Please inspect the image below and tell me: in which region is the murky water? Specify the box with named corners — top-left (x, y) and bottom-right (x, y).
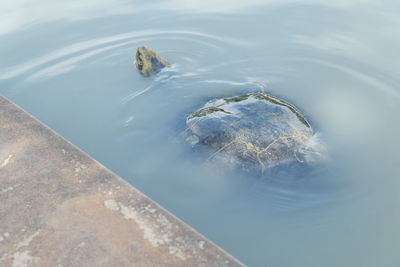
top-left (1, 1), bottom-right (400, 266)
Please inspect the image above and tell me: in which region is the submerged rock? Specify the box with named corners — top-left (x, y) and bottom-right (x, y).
top-left (135, 46), bottom-right (170, 77)
top-left (186, 93), bottom-right (323, 173)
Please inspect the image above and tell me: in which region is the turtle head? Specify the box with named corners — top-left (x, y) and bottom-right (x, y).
top-left (135, 46), bottom-right (170, 77)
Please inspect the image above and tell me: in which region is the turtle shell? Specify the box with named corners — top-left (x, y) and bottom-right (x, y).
top-left (186, 93), bottom-right (316, 172)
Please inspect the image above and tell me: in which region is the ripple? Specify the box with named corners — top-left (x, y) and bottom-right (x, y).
top-left (27, 39), bottom-right (139, 80)
top-left (291, 56), bottom-right (400, 100)
top-left (0, 29), bottom-right (256, 80)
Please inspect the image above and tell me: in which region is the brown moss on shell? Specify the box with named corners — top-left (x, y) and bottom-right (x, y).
top-left (189, 106), bottom-right (232, 119)
top-left (222, 93), bottom-right (311, 128)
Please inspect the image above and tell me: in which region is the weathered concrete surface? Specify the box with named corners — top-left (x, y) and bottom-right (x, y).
top-left (0, 95), bottom-right (244, 267)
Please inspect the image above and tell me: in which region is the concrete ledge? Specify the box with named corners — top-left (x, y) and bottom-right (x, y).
top-left (0, 95), bottom-right (244, 267)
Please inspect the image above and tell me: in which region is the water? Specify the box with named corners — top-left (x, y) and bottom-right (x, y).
top-left (1, 1), bottom-right (400, 266)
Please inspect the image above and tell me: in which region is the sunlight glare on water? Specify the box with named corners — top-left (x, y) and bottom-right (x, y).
top-left (1, 0), bottom-right (400, 266)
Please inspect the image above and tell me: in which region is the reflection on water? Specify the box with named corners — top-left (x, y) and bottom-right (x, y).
top-left (1, 0), bottom-right (400, 266)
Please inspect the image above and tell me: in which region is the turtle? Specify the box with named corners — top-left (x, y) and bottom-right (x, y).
top-left (134, 47), bottom-right (323, 173)
top-left (185, 93), bottom-right (323, 173)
